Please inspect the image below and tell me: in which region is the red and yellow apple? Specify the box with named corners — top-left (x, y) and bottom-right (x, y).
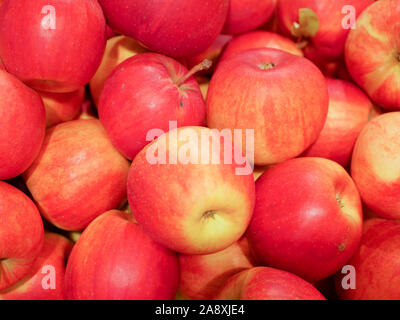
top-left (23, 119), bottom-right (130, 231)
top-left (302, 78), bottom-right (377, 167)
top-left (351, 112), bottom-right (400, 219)
top-left (277, 0), bottom-right (374, 63)
top-left (247, 157), bottom-right (363, 282)
top-left (0, 70), bottom-right (45, 180)
top-left (215, 267), bottom-right (326, 300)
top-left (207, 48), bottom-right (329, 165)
top-left (0, 181), bottom-right (44, 291)
top-left (99, 53), bottom-right (207, 160)
top-left (345, 0), bottom-right (400, 110)
top-left (65, 210), bottom-right (179, 300)
top-left (0, 0), bottom-right (106, 92)
top-left (179, 237), bottom-right (257, 300)
top-left (97, 0), bottom-right (228, 58)
top-left (0, 233), bottom-right (72, 300)
top-left (127, 126), bottom-right (255, 254)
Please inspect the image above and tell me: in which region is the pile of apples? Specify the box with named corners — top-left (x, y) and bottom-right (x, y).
top-left (0, 0), bottom-right (399, 300)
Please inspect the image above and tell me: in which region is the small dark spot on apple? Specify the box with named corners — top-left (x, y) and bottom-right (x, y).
top-left (338, 243), bottom-right (346, 252)
top-left (258, 62), bottom-right (275, 70)
top-left (179, 101), bottom-right (184, 107)
top-left (396, 51), bottom-right (400, 62)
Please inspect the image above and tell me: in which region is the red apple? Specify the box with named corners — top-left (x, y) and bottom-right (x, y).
top-left (336, 218), bottom-right (400, 300)
top-left (247, 157), bottom-right (363, 282)
top-left (97, 0), bottom-right (228, 58)
top-left (23, 119), bottom-right (130, 231)
top-left (302, 78), bottom-right (377, 167)
top-left (351, 112), bottom-right (400, 219)
top-left (127, 126), bottom-right (255, 255)
top-left (223, 0), bottom-right (276, 35)
top-left (277, 0), bottom-right (374, 63)
top-left (220, 31), bottom-right (304, 63)
top-left (184, 34), bottom-right (233, 76)
top-left (0, 0), bottom-right (106, 92)
top-left (207, 48), bottom-right (329, 166)
top-left (0, 181), bottom-right (44, 291)
top-left (0, 70), bottom-right (45, 180)
top-left (38, 87), bottom-right (85, 128)
top-left (65, 210), bottom-right (179, 300)
top-left (179, 237), bottom-right (257, 300)
top-left (99, 53), bottom-right (207, 160)
top-left (345, 0), bottom-right (400, 110)
top-left (90, 35), bottom-right (147, 107)
top-left (0, 233), bottom-right (72, 300)
top-left (215, 267), bottom-right (326, 300)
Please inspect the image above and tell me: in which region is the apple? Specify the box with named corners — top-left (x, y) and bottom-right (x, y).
top-left (184, 34), bottom-right (233, 76)
top-left (223, 0), bottom-right (276, 35)
top-left (65, 210), bottom-right (179, 300)
top-left (90, 35), bottom-right (147, 107)
top-left (179, 237), bottom-right (257, 300)
top-left (0, 233), bottom-right (72, 300)
top-left (99, 53), bottom-right (208, 160)
top-left (351, 112), bottom-right (400, 219)
top-left (247, 157), bottom-right (363, 282)
top-left (23, 119), bottom-right (130, 231)
top-left (97, 0), bottom-right (228, 58)
top-left (0, 70), bottom-right (45, 180)
top-left (0, 181), bottom-right (44, 291)
top-left (302, 78), bottom-right (378, 167)
top-left (38, 87), bottom-right (85, 128)
top-left (0, 0), bottom-right (106, 93)
top-left (215, 267), bottom-right (326, 300)
top-left (336, 218), bottom-right (400, 300)
top-left (207, 48), bottom-right (329, 166)
top-left (127, 126), bottom-right (255, 254)
top-left (220, 31), bottom-right (303, 63)
top-left (345, 0), bottom-right (400, 110)
top-left (277, 0), bottom-right (374, 63)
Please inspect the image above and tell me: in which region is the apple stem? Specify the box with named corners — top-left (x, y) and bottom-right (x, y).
top-left (175, 59), bottom-right (212, 87)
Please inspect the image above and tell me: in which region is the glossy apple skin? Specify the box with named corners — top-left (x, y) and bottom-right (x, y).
top-left (220, 31), bottom-right (303, 63)
top-left (0, 181), bottom-right (44, 291)
top-left (65, 210), bottom-right (179, 300)
top-left (345, 0), bottom-right (400, 110)
top-left (127, 126), bottom-right (255, 255)
top-left (207, 48), bottom-right (328, 166)
top-left (38, 87), bottom-right (85, 128)
top-left (99, 53), bottom-right (206, 161)
top-left (23, 119), bottom-right (130, 231)
top-left (277, 0), bottom-right (374, 63)
top-left (216, 267), bottom-right (326, 300)
top-left (302, 78), bottom-right (376, 167)
top-left (97, 0), bottom-right (228, 58)
top-left (247, 157), bottom-right (363, 282)
top-left (223, 0), bottom-right (276, 35)
top-left (0, 70), bottom-right (46, 180)
top-left (335, 218), bottom-right (400, 300)
top-left (179, 237), bottom-right (257, 300)
top-left (0, 0), bottom-right (106, 93)
top-left (90, 35), bottom-right (147, 107)
top-left (0, 233), bottom-right (72, 300)
top-left (351, 112), bottom-right (400, 219)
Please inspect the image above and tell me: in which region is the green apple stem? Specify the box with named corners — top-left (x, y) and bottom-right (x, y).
top-left (175, 59), bottom-right (212, 87)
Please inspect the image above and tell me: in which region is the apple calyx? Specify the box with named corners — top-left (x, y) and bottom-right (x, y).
top-left (338, 243), bottom-right (346, 252)
top-left (175, 59), bottom-right (212, 87)
top-left (291, 8), bottom-right (320, 40)
top-left (395, 51), bottom-right (400, 62)
top-left (202, 210), bottom-right (217, 220)
top-left (258, 62), bottom-right (275, 70)
top-left (336, 194), bottom-right (344, 209)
